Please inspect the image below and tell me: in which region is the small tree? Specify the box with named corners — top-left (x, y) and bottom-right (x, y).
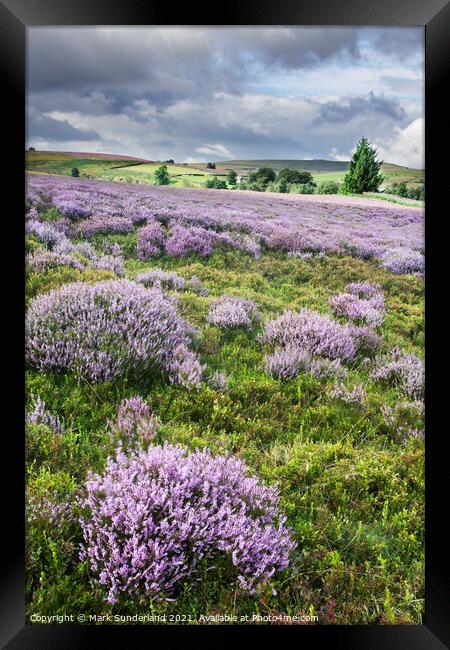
top-left (205, 177), bottom-right (227, 189)
top-left (207, 162), bottom-right (216, 169)
top-left (28, 147), bottom-right (36, 152)
top-left (343, 138), bottom-right (384, 194)
top-left (154, 165), bottom-right (170, 185)
top-left (227, 170), bottom-right (238, 185)
top-left (248, 167), bottom-right (276, 189)
top-left (317, 180), bottom-right (339, 195)
top-left (277, 168), bottom-right (314, 185)
top-left (164, 159), bottom-right (175, 164)
top-left (71, 167), bottom-right (80, 177)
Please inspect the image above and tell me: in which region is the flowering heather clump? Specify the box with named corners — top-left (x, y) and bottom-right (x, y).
top-left (380, 247), bottom-right (424, 275)
top-left (261, 309), bottom-right (356, 361)
top-left (265, 346), bottom-right (346, 381)
top-left (348, 325), bottom-right (382, 355)
top-left (345, 281), bottom-right (382, 299)
top-left (77, 216), bottom-right (133, 239)
top-left (208, 370), bottom-right (230, 390)
top-left (165, 225), bottom-right (215, 257)
top-left (329, 290), bottom-right (385, 327)
top-left (26, 394), bottom-right (63, 434)
top-left (26, 280), bottom-right (201, 387)
top-left (25, 220), bottom-right (66, 248)
top-left (136, 268), bottom-right (185, 291)
top-left (110, 396), bottom-right (158, 450)
top-left (78, 443), bottom-right (295, 604)
top-left (26, 250), bottom-right (86, 273)
top-left (331, 382), bottom-right (367, 405)
top-left (136, 221), bottom-right (166, 260)
top-left (370, 348), bottom-right (424, 398)
top-left (166, 344), bottom-right (205, 389)
top-left (189, 275), bottom-right (209, 296)
top-left (27, 491), bottom-right (74, 533)
top-left (207, 296), bottom-right (261, 330)
top-left (89, 254), bottom-right (125, 276)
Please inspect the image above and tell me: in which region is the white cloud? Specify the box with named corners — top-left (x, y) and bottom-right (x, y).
top-left (194, 143), bottom-right (233, 158)
top-left (373, 118), bottom-right (424, 169)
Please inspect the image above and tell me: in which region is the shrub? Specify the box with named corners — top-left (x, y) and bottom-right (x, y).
top-left (207, 295), bottom-right (260, 330)
top-left (136, 268), bottom-right (185, 291)
top-left (265, 346), bottom-right (346, 381)
top-left (78, 443), bottom-right (294, 604)
top-left (380, 247), bottom-right (424, 275)
top-left (26, 250), bottom-right (85, 274)
top-left (261, 309), bottom-right (356, 361)
top-left (370, 348), bottom-right (424, 399)
top-left (26, 279), bottom-right (201, 387)
top-left (329, 290), bottom-right (385, 327)
top-left (205, 177), bottom-right (228, 189)
top-left (26, 394), bottom-right (63, 434)
top-left (77, 217), bottom-right (133, 239)
top-left (71, 167), bottom-right (80, 177)
top-left (317, 180), bottom-right (339, 195)
top-left (154, 165), bottom-right (170, 185)
top-left (109, 396), bottom-right (158, 450)
top-left (136, 221), bottom-right (166, 260)
top-left (25, 220), bottom-right (66, 248)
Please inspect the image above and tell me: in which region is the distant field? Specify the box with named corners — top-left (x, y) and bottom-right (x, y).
top-left (26, 151), bottom-right (215, 188)
top-left (26, 151), bottom-right (424, 193)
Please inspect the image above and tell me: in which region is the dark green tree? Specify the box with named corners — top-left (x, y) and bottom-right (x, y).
top-left (154, 164), bottom-right (170, 185)
top-left (205, 177), bottom-right (227, 189)
top-left (207, 162), bottom-right (216, 169)
top-left (71, 167), bottom-right (80, 177)
top-left (343, 138), bottom-right (384, 193)
top-left (248, 167), bottom-right (276, 188)
top-left (277, 168), bottom-right (314, 185)
top-left (227, 170), bottom-right (238, 185)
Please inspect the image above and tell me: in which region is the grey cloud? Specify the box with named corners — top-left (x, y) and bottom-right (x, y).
top-left (27, 109), bottom-right (100, 142)
top-left (313, 93), bottom-right (407, 126)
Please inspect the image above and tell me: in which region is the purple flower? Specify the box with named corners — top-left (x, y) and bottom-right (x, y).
top-left (370, 347), bottom-right (424, 398)
top-left (26, 394), bottom-right (64, 434)
top-left (207, 296), bottom-right (260, 330)
top-left (109, 396), bottom-right (158, 449)
top-left (78, 443), bottom-right (295, 604)
top-left (26, 279), bottom-right (202, 387)
top-left (136, 268), bottom-right (185, 291)
top-left (136, 221), bottom-right (166, 260)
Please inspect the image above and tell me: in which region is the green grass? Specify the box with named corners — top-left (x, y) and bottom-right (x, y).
top-left (26, 151), bottom-right (424, 193)
top-left (26, 151), bottom-right (215, 188)
top-left (26, 238), bottom-right (424, 625)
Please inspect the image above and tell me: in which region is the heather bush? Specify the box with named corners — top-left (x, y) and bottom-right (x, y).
top-left (77, 216), bottom-right (133, 239)
top-left (26, 394), bottom-right (64, 434)
top-left (26, 280), bottom-right (201, 387)
top-left (265, 346), bottom-right (347, 381)
top-left (136, 268), bottom-right (185, 291)
top-left (26, 250), bottom-right (86, 273)
top-left (261, 309), bottom-right (356, 361)
top-left (25, 220), bottom-right (66, 248)
top-left (207, 296), bottom-right (261, 330)
top-left (189, 275), bottom-right (209, 296)
top-left (380, 248), bottom-right (424, 275)
top-left (109, 396), bottom-right (158, 450)
top-left (370, 348), bottom-right (424, 398)
top-left (329, 289), bottom-right (385, 327)
top-left (78, 443), bottom-right (294, 604)
top-left (136, 221), bottom-right (166, 260)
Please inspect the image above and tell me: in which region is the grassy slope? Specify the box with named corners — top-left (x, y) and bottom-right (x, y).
top-left (26, 222), bottom-right (424, 623)
top-left (26, 151), bottom-right (215, 188)
top-left (26, 151), bottom-right (425, 192)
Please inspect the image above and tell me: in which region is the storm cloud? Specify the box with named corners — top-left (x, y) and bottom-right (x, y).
top-left (27, 27), bottom-right (424, 168)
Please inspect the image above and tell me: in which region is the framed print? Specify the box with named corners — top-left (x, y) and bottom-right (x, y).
top-left (1, 0), bottom-right (449, 647)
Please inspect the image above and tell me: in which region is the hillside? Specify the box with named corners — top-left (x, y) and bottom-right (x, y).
top-left (25, 151), bottom-right (424, 190)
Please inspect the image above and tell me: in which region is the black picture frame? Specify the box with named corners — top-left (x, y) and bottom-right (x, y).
top-left (1, 1), bottom-right (448, 647)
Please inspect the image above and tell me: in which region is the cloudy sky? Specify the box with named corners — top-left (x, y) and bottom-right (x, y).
top-left (27, 27), bottom-right (424, 168)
